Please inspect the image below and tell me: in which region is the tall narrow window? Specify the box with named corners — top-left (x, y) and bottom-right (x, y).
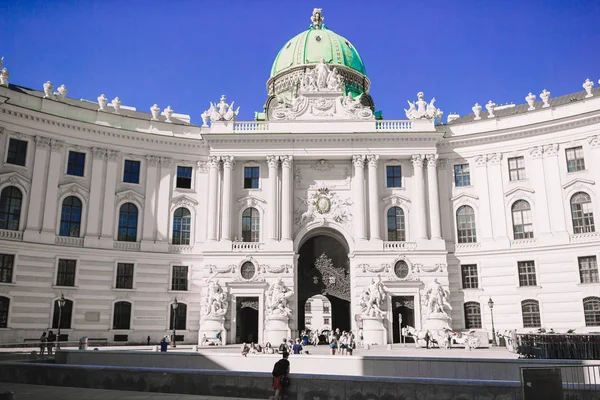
top-left (386, 165), bottom-right (402, 188)
top-left (456, 205), bottom-right (477, 243)
top-left (0, 254), bottom-right (15, 284)
top-left (118, 203), bottom-right (138, 242)
top-left (115, 263), bottom-right (134, 289)
top-left (566, 146), bottom-right (585, 172)
top-left (52, 298), bottom-right (73, 329)
top-left (6, 138), bottom-right (28, 166)
top-left (56, 259), bottom-right (76, 287)
top-left (521, 300), bottom-right (541, 328)
top-left (169, 302), bottom-right (187, 330)
top-left (242, 207), bottom-right (260, 242)
top-left (176, 166), bottom-right (192, 189)
top-left (171, 265), bottom-right (188, 291)
top-left (0, 297), bottom-right (9, 328)
top-left (305, 301), bottom-right (312, 313)
top-left (123, 160), bottom-right (140, 184)
top-left (578, 256), bottom-right (599, 284)
top-left (112, 301), bottom-right (132, 330)
top-left (59, 196), bottom-right (82, 237)
top-left (454, 164), bottom-right (471, 187)
top-left (518, 261), bottom-right (537, 287)
top-left (461, 264), bottom-right (479, 289)
top-left (570, 192), bottom-right (595, 234)
top-left (583, 297), bottom-right (600, 327)
top-left (67, 151), bottom-right (86, 177)
top-left (464, 302), bottom-right (482, 329)
top-left (387, 207), bottom-right (406, 241)
top-left (512, 200), bottom-right (534, 239)
top-left (172, 207), bottom-right (191, 245)
top-left (244, 167), bottom-right (260, 189)
top-left (0, 186), bottom-right (22, 231)
top-left (508, 156), bottom-right (526, 181)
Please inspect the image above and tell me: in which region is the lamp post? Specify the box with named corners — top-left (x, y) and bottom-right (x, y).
top-left (57, 294), bottom-right (66, 349)
top-left (171, 298), bottom-right (178, 348)
top-left (488, 297), bottom-right (497, 347)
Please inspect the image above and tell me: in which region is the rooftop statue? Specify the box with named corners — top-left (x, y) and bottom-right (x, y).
top-left (310, 8), bottom-right (324, 29)
top-left (43, 81), bottom-right (54, 99)
top-left (203, 95), bottom-right (239, 125)
top-left (97, 94), bottom-right (108, 111)
top-left (405, 92), bottom-right (443, 121)
top-left (300, 59), bottom-right (342, 92)
top-left (0, 68), bottom-right (8, 87)
top-left (55, 84), bottom-right (68, 100)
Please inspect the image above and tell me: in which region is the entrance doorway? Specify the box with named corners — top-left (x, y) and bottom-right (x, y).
top-left (235, 296), bottom-right (259, 344)
top-left (392, 296), bottom-right (415, 343)
top-left (298, 234), bottom-right (351, 333)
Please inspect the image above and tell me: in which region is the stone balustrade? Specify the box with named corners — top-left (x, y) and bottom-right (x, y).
top-left (570, 232), bottom-right (600, 243)
top-left (455, 242), bottom-right (481, 252)
top-left (510, 238), bottom-right (538, 248)
top-left (383, 241), bottom-right (417, 251)
top-left (232, 241), bottom-right (263, 251)
top-left (55, 236), bottom-right (84, 247)
top-left (0, 229), bottom-right (23, 241)
top-left (113, 241), bottom-right (141, 251)
top-left (375, 120), bottom-right (412, 131)
top-left (168, 245), bottom-right (194, 253)
top-left (233, 121), bottom-right (269, 132)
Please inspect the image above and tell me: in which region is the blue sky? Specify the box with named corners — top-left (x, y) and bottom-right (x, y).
top-left (1, 0), bottom-right (599, 122)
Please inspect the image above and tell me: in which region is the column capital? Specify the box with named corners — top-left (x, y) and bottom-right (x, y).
top-left (487, 152), bottom-right (502, 165)
top-left (50, 139), bottom-right (65, 151)
top-left (543, 143), bottom-right (559, 157)
top-left (366, 154), bottom-right (379, 167)
top-left (410, 154), bottom-right (424, 168)
top-left (222, 155), bottom-right (235, 168)
top-left (207, 156), bottom-right (220, 169)
top-left (529, 146), bottom-right (543, 159)
top-left (474, 154), bottom-right (487, 167)
top-left (159, 156), bottom-right (172, 166)
top-left (106, 149), bottom-right (121, 161)
top-left (426, 154), bottom-right (438, 167)
top-left (589, 135), bottom-right (600, 149)
top-left (266, 155), bottom-right (279, 168)
top-left (352, 155), bottom-right (365, 168)
top-left (145, 155), bottom-right (160, 166)
top-left (35, 136), bottom-right (51, 148)
top-left (280, 155), bottom-right (293, 168)
top-left (92, 147), bottom-right (106, 159)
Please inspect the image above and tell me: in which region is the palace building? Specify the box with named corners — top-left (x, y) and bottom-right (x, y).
top-left (0, 9), bottom-right (599, 345)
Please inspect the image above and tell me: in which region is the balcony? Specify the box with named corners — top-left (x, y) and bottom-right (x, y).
top-left (55, 236), bottom-right (84, 247)
top-left (0, 229), bottom-right (23, 241)
top-left (375, 120), bottom-right (412, 131)
top-left (570, 232), bottom-right (600, 243)
top-left (232, 241), bottom-right (263, 251)
top-left (113, 241), bottom-right (141, 251)
top-left (383, 241), bottom-right (417, 251)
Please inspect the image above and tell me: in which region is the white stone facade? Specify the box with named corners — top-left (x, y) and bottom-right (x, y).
top-left (0, 48), bottom-right (599, 345)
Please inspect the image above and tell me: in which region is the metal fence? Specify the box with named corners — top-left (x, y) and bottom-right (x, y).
top-left (517, 334), bottom-right (600, 360)
top-left (521, 365), bottom-right (600, 400)
top-left (560, 365), bottom-right (600, 393)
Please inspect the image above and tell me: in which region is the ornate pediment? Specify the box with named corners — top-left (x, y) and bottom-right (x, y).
top-left (294, 183), bottom-right (352, 228)
top-left (562, 178), bottom-right (595, 191)
top-left (171, 194), bottom-right (198, 212)
top-left (58, 182), bottom-right (89, 200)
top-left (237, 195), bottom-right (267, 211)
top-left (115, 189), bottom-right (144, 205)
top-left (382, 194), bottom-right (412, 208)
top-left (504, 187), bottom-right (535, 197)
top-left (450, 192), bottom-right (479, 202)
top-left (0, 172), bottom-right (30, 194)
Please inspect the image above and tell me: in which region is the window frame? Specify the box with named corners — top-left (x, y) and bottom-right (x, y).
top-left (5, 138), bottom-right (28, 167)
top-left (241, 207), bottom-right (261, 242)
top-left (170, 265), bottom-right (189, 292)
top-left (243, 166), bottom-right (260, 189)
top-left (456, 205), bottom-right (477, 244)
top-left (565, 146), bottom-right (586, 173)
top-left (511, 200), bottom-right (534, 240)
top-left (521, 299), bottom-right (542, 328)
top-left (117, 202), bottom-right (139, 242)
top-left (51, 296), bottom-right (74, 330)
top-left (386, 206), bottom-right (406, 242)
top-left (517, 260), bottom-right (538, 287)
top-left (66, 150), bottom-right (87, 177)
top-left (176, 165), bottom-right (193, 190)
top-left (169, 301), bottom-right (187, 330)
top-left (0, 296), bottom-right (10, 328)
top-left (578, 256), bottom-right (599, 284)
top-left (453, 163), bottom-right (471, 187)
top-left (507, 156), bottom-right (527, 181)
top-left (583, 297), bottom-right (600, 327)
top-left (55, 258), bottom-right (77, 287)
top-left (464, 301), bottom-right (482, 329)
top-left (460, 264), bottom-right (479, 289)
top-left (115, 262), bottom-right (135, 290)
top-left (0, 253), bottom-right (16, 284)
top-left (112, 301), bottom-right (132, 330)
top-left (0, 185), bottom-right (23, 231)
top-left (122, 159), bottom-right (141, 185)
top-left (59, 195), bottom-right (83, 238)
top-left (570, 192), bottom-right (595, 234)
top-left (385, 165), bottom-right (402, 188)
top-left (171, 207), bottom-right (192, 245)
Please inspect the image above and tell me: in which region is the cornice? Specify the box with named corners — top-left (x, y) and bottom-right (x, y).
top-left (204, 134), bottom-right (442, 145)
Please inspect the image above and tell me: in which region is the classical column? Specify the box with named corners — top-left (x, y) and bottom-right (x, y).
top-left (411, 154), bottom-right (427, 239)
top-left (142, 155), bottom-right (159, 242)
top-left (542, 144), bottom-right (567, 233)
top-left (352, 155), bottom-right (366, 240)
top-left (473, 155), bottom-right (493, 239)
top-left (366, 155), bottom-right (380, 240)
top-left (281, 155), bottom-right (293, 241)
top-left (41, 139), bottom-right (64, 234)
top-left (221, 156), bottom-right (235, 241)
top-left (487, 153), bottom-right (508, 240)
top-left (100, 150), bottom-right (120, 239)
top-left (155, 157), bottom-right (172, 242)
top-left (25, 136), bottom-right (50, 233)
top-left (267, 155), bottom-right (279, 241)
top-left (85, 147), bottom-right (106, 237)
top-left (426, 154), bottom-right (442, 239)
top-left (527, 147), bottom-right (551, 235)
top-left (206, 156), bottom-right (220, 241)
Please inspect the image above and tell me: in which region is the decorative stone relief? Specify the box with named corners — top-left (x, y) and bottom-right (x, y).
top-left (0, 172), bottom-right (30, 194)
top-left (59, 182), bottom-right (89, 200)
top-left (207, 264), bottom-right (236, 281)
top-left (422, 279), bottom-right (452, 317)
top-left (589, 135), bottom-right (600, 148)
top-left (384, 259), bottom-right (419, 282)
top-left (357, 276), bottom-right (387, 318)
top-left (543, 143), bottom-right (559, 157)
top-left (106, 149), bottom-right (120, 161)
top-left (237, 196), bottom-right (266, 212)
top-left (160, 157), bottom-right (172, 166)
top-left (295, 182), bottom-right (352, 227)
top-left (357, 263), bottom-right (388, 274)
top-left (265, 264), bottom-right (291, 274)
top-left (529, 146), bottom-right (543, 158)
top-left (265, 277), bottom-right (294, 318)
top-left (310, 159), bottom-right (334, 172)
top-left (50, 139), bottom-right (64, 151)
top-left (419, 263), bottom-right (446, 273)
top-left (204, 280), bottom-right (228, 318)
top-left (405, 92), bottom-right (443, 121)
top-left (410, 154), bottom-right (424, 168)
top-left (145, 155), bottom-right (160, 166)
top-left (92, 147), bottom-right (106, 159)
top-left (203, 95), bottom-right (239, 125)
top-left (35, 136), bottom-right (51, 148)
top-left (170, 195), bottom-right (198, 212)
top-left (300, 59), bottom-right (342, 92)
top-left (540, 89), bottom-right (551, 108)
top-left (115, 189), bottom-right (144, 205)
top-left (487, 152), bottom-right (502, 165)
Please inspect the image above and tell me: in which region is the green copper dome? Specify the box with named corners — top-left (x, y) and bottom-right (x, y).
top-left (270, 25), bottom-right (366, 78)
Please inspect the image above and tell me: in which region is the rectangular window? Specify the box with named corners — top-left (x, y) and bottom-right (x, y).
top-left (579, 256), bottom-right (599, 284)
top-left (566, 146), bottom-right (585, 172)
top-left (306, 317), bottom-right (312, 325)
top-left (323, 305), bottom-right (330, 313)
top-left (116, 263), bottom-right (134, 289)
top-left (0, 254), bottom-right (15, 283)
top-left (508, 156), bottom-right (526, 181)
top-left (518, 261), bottom-right (537, 287)
top-left (123, 160), bottom-right (140, 184)
top-left (6, 138), bottom-right (28, 166)
top-left (323, 317), bottom-right (330, 325)
top-left (56, 259), bottom-right (76, 287)
top-left (171, 265), bottom-right (189, 291)
top-left (454, 164), bottom-right (471, 187)
top-left (305, 302), bottom-right (311, 312)
top-left (176, 166), bottom-right (192, 189)
top-left (244, 167), bottom-right (260, 189)
top-left (386, 165), bottom-right (402, 188)
top-left (461, 264), bottom-right (479, 289)
top-left (67, 151), bottom-right (86, 176)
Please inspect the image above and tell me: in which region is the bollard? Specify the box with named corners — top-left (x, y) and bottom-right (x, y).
top-left (0, 390), bottom-right (15, 400)
top-left (153, 345), bottom-right (159, 352)
top-left (364, 343), bottom-right (370, 350)
top-left (387, 344), bottom-right (392, 351)
top-left (192, 345), bottom-right (198, 352)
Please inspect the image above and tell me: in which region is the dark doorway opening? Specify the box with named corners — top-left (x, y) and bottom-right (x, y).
top-left (236, 296), bottom-right (259, 344)
top-left (298, 234), bottom-right (351, 333)
top-left (392, 296), bottom-right (415, 343)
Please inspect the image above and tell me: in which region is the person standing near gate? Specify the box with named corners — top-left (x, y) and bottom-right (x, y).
top-left (271, 352), bottom-right (290, 400)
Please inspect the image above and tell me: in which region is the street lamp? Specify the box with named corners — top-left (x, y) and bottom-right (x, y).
top-left (488, 297), bottom-right (497, 347)
top-left (57, 294), bottom-right (66, 349)
top-left (171, 298), bottom-right (179, 348)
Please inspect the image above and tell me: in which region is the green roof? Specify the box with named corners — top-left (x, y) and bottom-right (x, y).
top-left (270, 25), bottom-right (366, 78)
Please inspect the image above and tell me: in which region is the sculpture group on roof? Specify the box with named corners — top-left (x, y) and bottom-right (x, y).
top-left (301, 59), bottom-right (342, 92)
top-left (201, 95), bottom-right (239, 126)
top-left (404, 92), bottom-right (443, 121)
top-left (0, 57), bottom-right (9, 87)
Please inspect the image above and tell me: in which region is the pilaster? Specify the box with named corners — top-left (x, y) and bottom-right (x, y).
top-left (140, 155), bottom-right (159, 251)
top-left (155, 157), bottom-right (172, 245)
top-left (528, 147), bottom-right (552, 238)
top-left (426, 154), bottom-right (443, 241)
top-left (367, 155), bottom-right (381, 240)
top-left (206, 156), bottom-right (220, 241)
top-left (221, 156), bottom-right (235, 241)
top-left (411, 154), bottom-right (427, 240)
top-left (473, 154), bottom-right (493, 242)
top-left (23, 136), bottom-right (50, 241)
top-left (281, 155), bottom-right (293, 242)
top-left (543, 144), bottom-right (568, 237)
top-left (39, 139), bottom-right (64, 243)
top-left (352, 155), bottom-right (366, 241)
top-left (83, 147), bottom-right (106, 247)
top-left (99, 150), bottom-right (120, 247)
top-left (267, 155), bottom-right (279, 241)
top-left (486, 153), bottom-right (509, 246)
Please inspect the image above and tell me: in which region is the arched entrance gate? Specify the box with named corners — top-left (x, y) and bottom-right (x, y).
top-left (297, 233), bottom-right (351, 333)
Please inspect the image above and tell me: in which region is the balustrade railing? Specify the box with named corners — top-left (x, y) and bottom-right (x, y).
top-left (55, 236), bottom-right (84, 247)
top-left (0, 229), bottom-right (23, 241)
top-left (375, 120), bottom-right (412, 131)
top-left (113, 241), bottom-right (141, 251)
top-left (232, 241), bottom-right (263, 251)
top-left (455, 242), bottom-right (481, 251)
top-left (168, 244), bottom-right (194, 253)
top-left (510, 238), bottom-right (537, 248)
top-left (233, 121), bottom-right (269, 132)
top-left (383, 241), bottom-right (417, 251)
top-left (570, 232), bottom-right (600, 243)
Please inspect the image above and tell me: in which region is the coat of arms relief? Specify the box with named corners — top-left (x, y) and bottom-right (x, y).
top-left (294, 181), bottom-right (353, 229)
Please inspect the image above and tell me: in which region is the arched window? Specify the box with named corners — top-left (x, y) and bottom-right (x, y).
top-left (113, 301), bottom-right (132, 330)
top-left (464, 302), bottom-right (481, 329)
top-left (52, 298), bottom-right (73, 329)
top-left (59, 196), bottom-right (82, 237)
top-left (242, 207), bottom-right (260, 242)
top-left (169, 302), bottom-right (187, 330)
top-left (583, 297), bottom-right (600, 327)
top-left (456, 205), bottom-right (477, 243)
top-left (512, 200), bottom-right (534, 239)
top-left (172, 207), bottom-right (191, 245)
top-left (118, 203), bottom-right (138, 242)
top-left (571, 192), bottom-right (595, 234)
top-left (0, 296), bottom-right (9, 328)
top-left (387, 207), bottom-right (406, 241)
top-left (0, 186), bottom-right (22, 231)
top-left (521, 300), bottom-right (541, 328)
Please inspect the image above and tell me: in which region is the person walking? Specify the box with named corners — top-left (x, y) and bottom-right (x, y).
top-left (39, 332), bottom-right (47, 356)
top-left (46, 330), bottom-right (56, 356)
top-left (292, 338), bottom-right (303, 355)
top-left (278, 338), bottom-right (288, 354)
top-left (271, 352), bottom-right (290, 400)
